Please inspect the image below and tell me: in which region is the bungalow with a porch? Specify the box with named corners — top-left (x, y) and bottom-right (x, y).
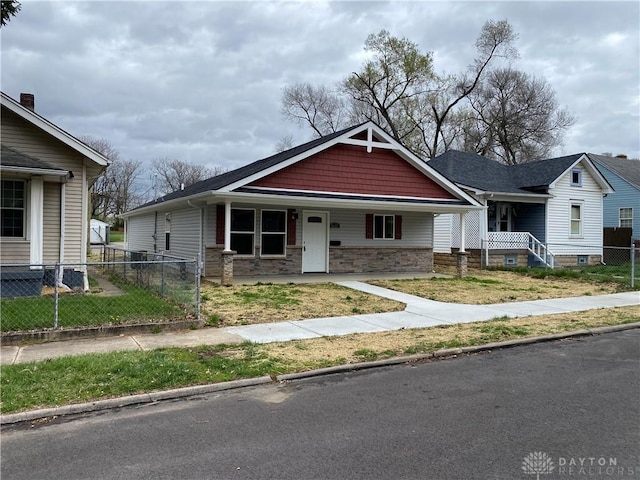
top-left (122, 122), bottom-right (483, 283)
top-left (429, 150), bottom-right (613, 269)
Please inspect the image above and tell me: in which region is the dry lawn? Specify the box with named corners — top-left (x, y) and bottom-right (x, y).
top-left (200, 282), bottom-right (403, 327)
top-left (200, 270), bottom-right (628, 327)
top-left (370, 270), bottom-right (622, 304)
top-left (262, 305), bottom-right (640, 366)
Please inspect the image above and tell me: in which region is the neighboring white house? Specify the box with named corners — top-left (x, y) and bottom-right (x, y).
top-left (429, 151), bottom-right (613, 268)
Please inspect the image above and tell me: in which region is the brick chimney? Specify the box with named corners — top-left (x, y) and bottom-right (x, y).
top-left (615, 154), bottom-right (628, 159)
top-left (20, 93), bottom-right (35, 111)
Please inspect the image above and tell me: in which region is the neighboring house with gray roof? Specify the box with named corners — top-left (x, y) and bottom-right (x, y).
top-left (428, 150), bottom-right (613, 268)
top-left (590, 154), bottom-right (640, 243)
top-left (122, 122), bottom-right (482, 283)
top-left (1, 92), bottom-right (109, 296)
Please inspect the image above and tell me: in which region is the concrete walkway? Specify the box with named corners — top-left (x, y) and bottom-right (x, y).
top-left (1, 283), bottom-right (638, 365)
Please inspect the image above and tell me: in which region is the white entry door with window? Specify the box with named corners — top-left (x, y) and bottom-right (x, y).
top-left (302, 211), bottom-right (328, 273)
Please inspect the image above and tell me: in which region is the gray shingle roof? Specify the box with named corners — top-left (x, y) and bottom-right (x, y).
top-left (428, 150), bottom-right (585, 194)
top-left (589, 154), bottom-right (640, 189)
top-left (1, 144), bottom-right (66, 171)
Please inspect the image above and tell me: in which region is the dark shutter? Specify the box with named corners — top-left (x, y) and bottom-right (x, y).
top-left (287, 209), bottom-right (297, 246)
top-left (216, 204), bottom-right (225, 245)
top-left (395, 215), bottom-right (402, 240)
top-left (365, 214), bottom-right (373, 239)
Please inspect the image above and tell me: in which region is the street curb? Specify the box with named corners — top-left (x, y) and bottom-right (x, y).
top-left (2, 322), bottom-right (639, 426)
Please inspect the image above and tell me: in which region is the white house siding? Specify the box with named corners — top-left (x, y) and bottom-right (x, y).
top-left (165, 207), bottom-right (201, 260)
top-left (546, 164), bottom-right (604, 256)
top-left (1, 108), bottom-right (103, 264)
top-left (325, 209), bottom-right (433, 247)
top-left (42, 182), bottom-right (61, 262)
top-left (126, 214), bottom-right (157, 254)
top-left (433, 214), bottom-right (452, 253)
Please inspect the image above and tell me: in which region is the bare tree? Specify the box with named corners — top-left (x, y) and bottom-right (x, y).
top-left (82, 136), bottom-right (143, 224)
top-left (424, 19), bottom-right (518, 157)
top-left (152, 158), bottom-right (222, 195)
top-left (466, 67), bottom-right (576, 164)
top-left (274, 134), bottom-right (295, 153)
top-left (342, 29), bottom-right (436, 145)
top-left (281, 83), bottom-right (349, 137)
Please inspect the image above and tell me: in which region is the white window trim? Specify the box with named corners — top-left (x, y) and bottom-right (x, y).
top-left (260, 209), bottom-right (287, 258)
top-left (0, 178), bottom-right (28, 240)
top-left (619, 207), bottom-right (633, 229)
top-left (569, 201), bottom-right (584, 238)
top-left (374, 214), bottom-right (395, 240)
top-left (231, 208), bottom-right (256, 257)
top-left (570, 168), bottom-right (582, 187)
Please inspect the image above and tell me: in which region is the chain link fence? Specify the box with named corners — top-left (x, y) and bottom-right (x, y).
top-left (0, 248), bottom-right (200, 333)
top-left (479, 240), bottom-right (638, 288)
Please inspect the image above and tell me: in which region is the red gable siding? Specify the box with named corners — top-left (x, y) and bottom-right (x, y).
top-left (249, 144), bottom-right (456, 199)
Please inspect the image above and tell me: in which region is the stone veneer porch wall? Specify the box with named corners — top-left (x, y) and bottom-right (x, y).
top-left (205, 246), bottom-right (433, 277)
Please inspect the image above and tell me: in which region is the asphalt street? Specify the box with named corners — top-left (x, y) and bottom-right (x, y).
top-left (2, 329), bottom-right (639, 480)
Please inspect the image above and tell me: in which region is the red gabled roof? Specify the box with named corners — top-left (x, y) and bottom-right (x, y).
top-left (249, 143), bottom-right (456, 199)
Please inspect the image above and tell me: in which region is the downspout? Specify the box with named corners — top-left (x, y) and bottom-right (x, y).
top-left (57, 182), bottom-right (71, 290)
top-left (81, 164), bottom-right (89, 290)
top-left (153, 211), bottom-right (158, 253)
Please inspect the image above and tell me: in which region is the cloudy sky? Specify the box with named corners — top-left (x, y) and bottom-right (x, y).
top-left (2, 0), bottom-right (638, 179)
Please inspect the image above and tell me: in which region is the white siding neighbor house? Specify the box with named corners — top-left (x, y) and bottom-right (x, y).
top-left (429, 151), bottom-right (613, 268)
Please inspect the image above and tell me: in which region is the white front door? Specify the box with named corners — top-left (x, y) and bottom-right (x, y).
top-left (302, 211), bottom-right (328, 273)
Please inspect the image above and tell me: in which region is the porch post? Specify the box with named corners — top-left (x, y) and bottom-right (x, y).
top-left (458, 212), bottom-right (466, 253)
top-left (29, 176), bottom-right (44, 269)
top-left (221, 200), bottom-right (234, 285)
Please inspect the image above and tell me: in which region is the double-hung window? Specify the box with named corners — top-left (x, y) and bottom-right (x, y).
top-left (619, 208), bottom-right (633, 229)
top-left (1, 179), bottom-right (26, 238)
top-left (261, 210), bottom-right (286, 256)
top-left (231, 209), bottom-right (255, 255)
top-left (570, 202), bottom-right (583, 237)
top-left (374, 214), bottom-right (395, 239)
top-left (570, 168), bottom-right (582, 187)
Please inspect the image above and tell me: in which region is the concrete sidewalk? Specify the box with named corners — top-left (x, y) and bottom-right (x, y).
top-left (1, 282), bottom-right (638, 365)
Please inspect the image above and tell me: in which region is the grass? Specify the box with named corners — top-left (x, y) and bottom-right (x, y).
top-left (504, 264), bottom-right (639, 286)
top-left (0, 278), bottom-right (185, 332)
top-left (108, 230), bottom-right (125, 243)
top-left (2, 305), bottom-right (638, 414)
top-left (369, 269), bottom-right (630, 305)
top-left (200, 282), bottom-right (403, 326)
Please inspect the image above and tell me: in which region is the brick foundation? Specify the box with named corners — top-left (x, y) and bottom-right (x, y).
top-left (206, 245), bottom-right (433, 277)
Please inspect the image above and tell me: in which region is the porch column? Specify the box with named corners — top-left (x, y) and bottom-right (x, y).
top-left (29, 176), bottom-right (44, 269)
top-left (458, 212), bottom-right (466, 253)
top-left (221, 200), bottom-right (234, 285)
top-left (224, 200), bottom-right (232, 252)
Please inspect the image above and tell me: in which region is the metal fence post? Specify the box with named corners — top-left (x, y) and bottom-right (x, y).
top-left (195, 254), bottom-right (201, 319)
top-left (161, 255), bottom-right (165, 298)
top-left (631, 241), bottom-right (635, 288)
top-left (54, 263), bottom-right (60, 329)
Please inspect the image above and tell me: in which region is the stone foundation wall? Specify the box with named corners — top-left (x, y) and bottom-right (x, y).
top-left (206, 245), bottom-right (433, 277)
top-left (553, 255), bottom-right (602, 267)
top-left (329, 247), bottom-right (433, 273)
top-left (205, 246), bottom-right (303, 277)
top-left (434, 249), bottom-right (482, 269)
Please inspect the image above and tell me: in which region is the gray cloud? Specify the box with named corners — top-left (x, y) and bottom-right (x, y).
top-left (2, 0), bottom-right (638, 173)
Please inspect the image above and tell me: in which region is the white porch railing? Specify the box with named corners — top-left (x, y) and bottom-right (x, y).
top-left (486, 232), bottom-right (555, 268)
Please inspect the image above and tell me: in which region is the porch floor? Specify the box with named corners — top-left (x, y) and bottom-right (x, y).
top-left (204, 271), bottom-right (449, 285)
